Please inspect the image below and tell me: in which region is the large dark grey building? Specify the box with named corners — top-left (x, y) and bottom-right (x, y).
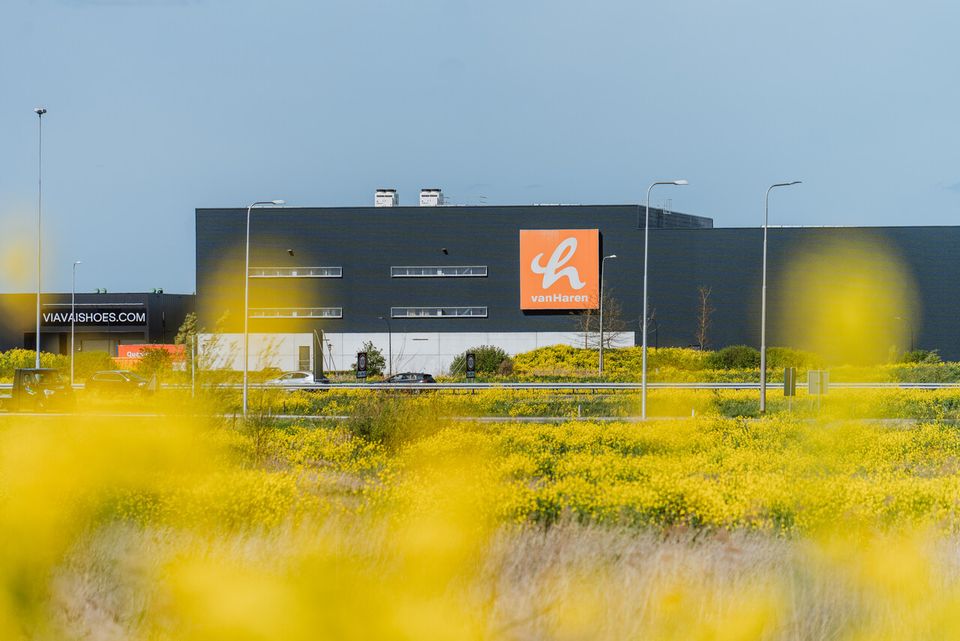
top-left (195, 197), bottom-right (960, 373)
top-left (0, 292), bottom-right (194, 356)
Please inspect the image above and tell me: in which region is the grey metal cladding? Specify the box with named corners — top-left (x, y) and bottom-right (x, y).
top-left (194, 205), bottom-right (960, 360)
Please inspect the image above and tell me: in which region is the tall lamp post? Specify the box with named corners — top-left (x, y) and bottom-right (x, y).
top-left (760, 181), bottom-right (801, 414)
top-left (34, 107), bottom-right (47, 367)
top-left (378, 316), bottom-right (393, 378)
top-left (894, 316), bottom-right (915, 353)
top-left (242, 199), bottom-right (285, 418)
top-left (598, 254), bottom-right (617, 374)
top-left (71, 260), bottom-right (82, 386)
top-left (642, 179), bottom-right (688, 419)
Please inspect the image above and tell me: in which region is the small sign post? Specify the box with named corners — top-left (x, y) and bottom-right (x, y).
top-left (807, 369), bottom-right (829, 411)
top-left (466, 353), bottom-right (476, 380)
top-left (357, 352), bottom-right (367, 381)
top-left (784, 367), bottom-right (796, 412)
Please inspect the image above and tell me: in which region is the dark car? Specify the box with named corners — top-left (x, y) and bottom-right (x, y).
top-left (85, 370), bottom-right (149, 395)
top-left (385, 372), bottom-right (436, 384)
top-left (1, 368), bottom-right (75, 412)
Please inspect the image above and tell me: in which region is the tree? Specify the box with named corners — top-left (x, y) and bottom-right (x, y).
top-left (353, 341), bottom-right (386, 377)
top-left (175, 312), bottom-right (199, 372)
top-left (575, 287), bottom-right (627, 349)
top-left (695, 286), bottom-right (714, 350)
top-left (136, 347), bottom-right (173, 384)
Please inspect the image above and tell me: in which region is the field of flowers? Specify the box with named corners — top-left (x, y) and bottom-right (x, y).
top-left (255, 385), bottom-right (960, 421)
top-left (510, 344), bottom-right (960, 383)
top-left (4, 389), bottom-right (960, 639)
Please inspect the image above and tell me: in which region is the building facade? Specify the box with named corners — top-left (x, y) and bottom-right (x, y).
top-left (195, 202), bottom-right (960, 374)
top-left (195, 204), bottom-right (714, 374)
top-left (0, 292), bottom-right (194, 356)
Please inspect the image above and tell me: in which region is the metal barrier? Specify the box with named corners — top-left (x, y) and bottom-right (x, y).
top-left (6, 381), bottom-right (960, 392)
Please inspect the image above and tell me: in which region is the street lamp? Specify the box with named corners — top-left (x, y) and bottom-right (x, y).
top-left (34, 107), bottom-right (47, 367)
top-left (642, 179), bottom-right (688, 419)
top-left (760, 181), bottom-right (801, 414)
top-left (894, 316), bottom-right (915, 353)
top-left (599, 254), bottom-right (617, 374)
top-left (242, 199), bottom-right (285, 418)
top-left (378, 316), bottom-right (393, 377)
top-left (71, 260), bottom-right (82, 386)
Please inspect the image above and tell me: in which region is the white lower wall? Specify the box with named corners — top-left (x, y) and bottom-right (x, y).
top-left (199, 331), bottom-right (634, 375)
top-left (198, 333), bottom-right (315, 372)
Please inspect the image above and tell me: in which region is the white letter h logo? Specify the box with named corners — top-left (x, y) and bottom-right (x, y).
top-left (531, 237), bottom-right (586, 290)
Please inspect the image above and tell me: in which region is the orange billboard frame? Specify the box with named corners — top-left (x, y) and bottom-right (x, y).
top-left (519, 229), bottom-right (600, 310)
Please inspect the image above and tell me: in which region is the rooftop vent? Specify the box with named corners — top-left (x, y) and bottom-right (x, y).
top-left (419, 188), bottom-right (443, 207)
top-left (375, 188), bottom-right (398, 207)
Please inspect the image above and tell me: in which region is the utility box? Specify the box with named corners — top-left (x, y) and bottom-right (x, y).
top-left (466, 353), bottom-right (476, 379)
top-left (784, 367), bottom-right (796, 397)
top-left (419, 188), bottom-right (444, 207)
top-left (808, 370), bottom-right (830, 395)
top-left (375, 189), bottom-right (398, 207)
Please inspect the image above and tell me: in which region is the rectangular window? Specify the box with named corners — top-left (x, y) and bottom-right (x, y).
top-left (249, 308), bottom-right (343, 319)
top-left (390, 306), bottom-right (488, 318)
top-left (249, 267), bottom-right (342, 278)
top-left (390, 266), bottom-right (487, 278)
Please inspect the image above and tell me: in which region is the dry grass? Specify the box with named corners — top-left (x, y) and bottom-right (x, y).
top-left (44, 521), bottom-right (960, 641)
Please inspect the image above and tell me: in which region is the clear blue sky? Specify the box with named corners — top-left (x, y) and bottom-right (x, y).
top-left (1, 0), bottom-right (958, 294)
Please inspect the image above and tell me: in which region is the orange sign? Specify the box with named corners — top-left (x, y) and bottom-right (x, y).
top-left (117, 344), bottom-right (186, 361)
top-left (520, 229), bottom-right (599, 310)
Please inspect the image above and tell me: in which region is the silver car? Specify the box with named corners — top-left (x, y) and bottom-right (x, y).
top-left (264, 371), bottom-right (329, 389)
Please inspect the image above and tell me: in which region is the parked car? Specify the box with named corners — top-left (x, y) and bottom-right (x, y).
top-left (265, 371), bottom-right (330, 389)
top-left (385, 372), bottom-right (436, 384)
top-left (0, 368), bottom-right (75, 412)
top-left (85, 370), bottom-right (149, 395)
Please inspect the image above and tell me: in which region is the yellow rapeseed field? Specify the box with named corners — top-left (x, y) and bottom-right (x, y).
top-left (3, 390), bottom-right (960, 639)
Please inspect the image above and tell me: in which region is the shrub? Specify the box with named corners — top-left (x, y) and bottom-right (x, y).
top-left (765, 347), bottom-right (821, 370)
top-left (901, 349), bottom-right (942, 365)
top-left (345, 394), bottom-right (445, 447)
top-left (0, 348), bottom-right (66, 378)
top-left (352, 341), bottom-right (386, 377)
top-left (135, 347), bottom-right (173, 380)
top-left (706, 345), bottom-right (761, 370)
top-left (450, 345), bottom-right (512, 376)
top-left (513, 344), bottom-right (596, 374)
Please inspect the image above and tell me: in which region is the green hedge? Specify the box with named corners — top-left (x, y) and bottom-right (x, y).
top-left (0, 348), bottom-right (116, 381)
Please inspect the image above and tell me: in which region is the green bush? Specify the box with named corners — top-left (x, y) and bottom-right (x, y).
top-left (345, 394), bottom-right (445, 447)
top-left (352, 341), bottom-right (386, 377)
top-left (765, 347), bottom-right (821, 370)
top-left (513, 344), bottom-right (597, 374)
top-left (900, 349), bottom-right (942, 365)
top-left (0, 348), bottom-right (66, 378)
top-left (135, 347), bottom-right (174, 380)
top-left (449, 345), bottom-right (512, 376)
top-left (706, 345), bottom-right (761, 370)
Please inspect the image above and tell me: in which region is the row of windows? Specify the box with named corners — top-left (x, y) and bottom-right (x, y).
top-left (248, 307), bottom-right (487, 319)
top-left (250, 308), bottom-right (343, 318)
top-left (249, 266), bottom-right (488, 278)
top-left (250, 267), bottom-right (342, 278)
top-left (390, 266), bottom-right (487, 278)
top-left (391, 306), bottom-right (488, 318)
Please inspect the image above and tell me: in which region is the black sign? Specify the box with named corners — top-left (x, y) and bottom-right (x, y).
top-left (466, 353), bottom-right (476, 379)
top-left (357, 352), bottom-right (367, 379)
top-left (784, 367), bottom-right (796, 397)
top-left (41, 307), bottom-right (148, 327)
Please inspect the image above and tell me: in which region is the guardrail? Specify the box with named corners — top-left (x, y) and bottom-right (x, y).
top-left (5, 381), bottom-right (960, 391)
